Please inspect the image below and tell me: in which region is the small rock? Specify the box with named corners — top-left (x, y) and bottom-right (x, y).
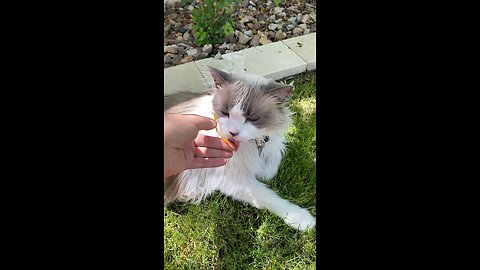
top-left (286, 25), bottom-right (295, 31)
top-left (233, 44), bottom-right (242, 51)
top-left (175, 36), bottom-right (183, 42)
top-left (268, 15), bottom-right (276, 22)
top-left (268, 23), bottom-right (277, 31)
top-left (202, 44), bottom-right (213, 54)
top-left (183, 32), bottom-right (191, 41)
top-left (298, 24), bottom-right (308, 30)
top-left (301, 14), bottom-right (311, 23)
top-left (273, 7), bottom-right (284, 14)
top-left (172, 55), bottom-right (182, 65)
top-left (195, 52), bottom-right (209, 60)
top-left (259, 36), bottom-right (271, 45)
top-left (245, 30), bottom-right (253, 37)
top-left (174, 23), bottom-right (182, 31)
top-left (247, 22), bottom-right (254, 29)
top-left (177, 43), bottom-right (190, 48)
top-left (242, 0), bottom-right (249, 8)
top-left (277, 12), bottom-right (286, 18)
top-left (253, 22), bottom-right (260, 29)
top-left (249, 1), bottom-right (255, 6)
top-left (219, 43), bottom-right (228, 50)
top-left (164, 45), bottom-right (178, 54)
top-left (186, 48), bottom-right (198, 56)
top-left (292, 27), bottom-right (303, 35)
top-left (296, 14), bottom-right (302, 23)
top-left (226, 34), bottom-right (236, 43)
top-left (275, 18), bottom-right (283, 24)
top-left (214, 52), bottom-right (223, 60)
top-left (238, 32), bottom-right (251, 45)
top-left (226, 43), bottom-right (235, 50)
top-left (180, 55), bottom-right (193, 64)
top-left (178, 26), bottom-right (187, 33)
top-left (164, 55), bottom-right (173, 63)
top-left (187, 5), bottom-right (194, 12)
top-left (287, 17), bottom-right (297, 24)
top-left (250, 35), bottom-right (260, 46)
top-left (240, 17), bottom-right (250, 24)
top-left (274, 30), bottom-right (286, 41)
top-left (304, 29), bottom-right (311, 34)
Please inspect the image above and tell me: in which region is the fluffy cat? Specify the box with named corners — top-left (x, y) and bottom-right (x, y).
top-left (164, 67), bottom-right (316, 231)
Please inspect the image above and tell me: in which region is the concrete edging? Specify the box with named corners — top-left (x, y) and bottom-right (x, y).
top-left (164, 32), bottom-right (316, 95)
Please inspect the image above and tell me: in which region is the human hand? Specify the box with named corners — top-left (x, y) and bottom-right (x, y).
top-left (164, 114), bottom-right (236, 177)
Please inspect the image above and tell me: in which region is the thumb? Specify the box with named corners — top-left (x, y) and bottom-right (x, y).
top-left (183, 114), bottom-right (217, 131)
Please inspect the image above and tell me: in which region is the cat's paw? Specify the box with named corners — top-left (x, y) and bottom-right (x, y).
top-left (284, 208), bottom-right (316, 231)
top-left (262, 167), bottom-right (278, 181)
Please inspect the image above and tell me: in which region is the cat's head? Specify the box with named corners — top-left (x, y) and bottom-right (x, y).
top-left (208, 66), bottom-right (293, 143)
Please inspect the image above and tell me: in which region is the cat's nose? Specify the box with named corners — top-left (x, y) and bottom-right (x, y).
top-left (229, 131), bottom-right (238, 137)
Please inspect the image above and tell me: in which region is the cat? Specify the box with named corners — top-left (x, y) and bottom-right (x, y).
top-left (164, 67), bottom-right (316, 231)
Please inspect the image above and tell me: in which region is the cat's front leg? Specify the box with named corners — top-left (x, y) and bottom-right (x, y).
top-left (257, 137), bottom-right (285, 181)
top-left (220, 179), bottom-right (315, 231)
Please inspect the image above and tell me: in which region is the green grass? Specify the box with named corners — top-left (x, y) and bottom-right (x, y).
top-left (164, 71), bottom-right (317, 269)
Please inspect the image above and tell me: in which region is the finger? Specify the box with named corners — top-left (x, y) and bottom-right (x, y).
top-left (182, 114), bottom-right (216, 131)
top-left (194, 147), bottom-right (233, 158)
top-left (188, 157), bottom-right (228, 169)
top-left (194, 134), bottom-right (235, 151)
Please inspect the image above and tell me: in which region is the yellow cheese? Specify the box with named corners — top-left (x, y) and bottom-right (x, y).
top-left (212, 112), bottom-right (235, 149)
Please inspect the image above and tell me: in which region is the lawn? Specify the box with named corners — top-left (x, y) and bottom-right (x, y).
top-left (164, 71), bottom-right (317, 269)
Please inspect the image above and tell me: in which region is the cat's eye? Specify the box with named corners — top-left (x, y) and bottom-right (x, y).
top-left (220, 110), bottom-right (229, 117)
top-left (247, 117), bottom-right (259, 123)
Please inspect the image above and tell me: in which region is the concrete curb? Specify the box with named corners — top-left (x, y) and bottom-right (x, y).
top-left (164, 33), bottom-right (316, 95)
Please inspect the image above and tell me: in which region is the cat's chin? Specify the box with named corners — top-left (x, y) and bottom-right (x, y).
top-left (227, 138), bottom-right (241, 151)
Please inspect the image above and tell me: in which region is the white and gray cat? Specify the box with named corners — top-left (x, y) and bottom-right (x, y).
top-left (164, 67), bottom-right (316, 231)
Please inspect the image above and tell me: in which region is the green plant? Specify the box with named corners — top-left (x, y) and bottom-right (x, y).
top-left (180, 0), bottom-right (194, 7)
top-left (273, 0), bottom-right (283, 6)
top-left (191, 0), bottom-right (241, 46)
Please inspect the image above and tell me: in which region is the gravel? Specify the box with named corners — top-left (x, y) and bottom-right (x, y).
top-left (164, 0), bottom-right (316, 69)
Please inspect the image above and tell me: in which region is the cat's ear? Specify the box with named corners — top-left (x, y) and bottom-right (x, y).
top-left (207, 66), bottom-right (229, 88)
top-left (266, 82), bottom-right (294, 104)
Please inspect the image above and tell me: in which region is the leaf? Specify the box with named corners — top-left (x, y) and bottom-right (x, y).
top-left (200, 31), bottom-right (207, 41)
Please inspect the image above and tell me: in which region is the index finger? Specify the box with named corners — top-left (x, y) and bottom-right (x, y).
top-left (194, 134), bottom-right (235, 151)
top-left (183, 114), bottom-right (217, 131)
